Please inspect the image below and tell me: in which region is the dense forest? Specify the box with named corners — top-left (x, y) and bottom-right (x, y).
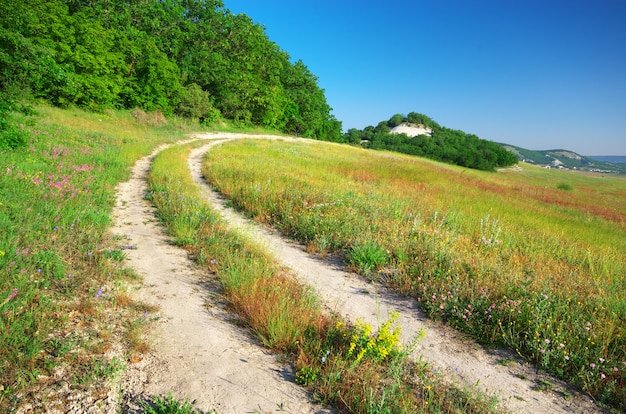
top-left (1, 0), bottom-right (517, 171)
top-left (340, 113), bottom-right (519, 171)
top-left (0, 0), bottom-right (341, 140)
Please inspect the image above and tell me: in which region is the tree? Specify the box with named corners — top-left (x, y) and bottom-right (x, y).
top-left (177, 83), bottom-right (220, 123)
top-left (0, 0), bottom-right (341, 135)
top-left (387, 113), bottom-right (404, 127)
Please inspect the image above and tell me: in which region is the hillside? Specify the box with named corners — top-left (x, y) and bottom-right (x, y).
top-left (502, 144), bottom-right (626, 174)
top-left (0, 0), bottom-right (341, 140)
top-left (341, 113), bottom-right (519, 172)
top-left (1, 105), bottom-right (623, 411)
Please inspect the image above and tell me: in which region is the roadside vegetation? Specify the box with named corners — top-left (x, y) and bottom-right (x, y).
top-left (146, 142), bottom-right (502, 413)
top-left (202, 139), bottom-right (626, 410)
top-left (0, 104), bottom-right (187, 410)
top-left (1, 103), bottom-right (501, 412)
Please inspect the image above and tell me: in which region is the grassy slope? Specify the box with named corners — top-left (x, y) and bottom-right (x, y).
top-left (202, 139), bottom-right (625, 410)
top-left (147, 141), bottom-right (500, 413)
top-left (0, 105), bottom-right (189, 409)
top-left (2, 106), bottom-right (499, 413)
top-left (2, 105), bottom-right (624, 411)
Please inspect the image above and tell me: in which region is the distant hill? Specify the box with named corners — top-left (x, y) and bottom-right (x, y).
top-left (501, 144), bottom-right (626, 174)
top-left (340, 113), bottom-right (518, 172)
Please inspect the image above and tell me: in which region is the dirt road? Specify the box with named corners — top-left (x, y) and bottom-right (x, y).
top-left (110, 133), bottom-right (605, 413)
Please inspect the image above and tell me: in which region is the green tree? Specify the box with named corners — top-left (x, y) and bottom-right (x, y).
top-left (387, 113), bottom-right (404, 127)
top-left (0, 0), bottom-right (340, 135)
top-left (177, 83), bottom-right (220, 123)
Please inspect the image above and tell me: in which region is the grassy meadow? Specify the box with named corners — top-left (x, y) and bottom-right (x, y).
top-left (1, 105), bottom-right (499, 413)
top-left (0, 104), bottom-right (188, 409)
top-left (2, 104), bottom-right (624, 412)
top-left (202, 138), bottom-right (626, 409)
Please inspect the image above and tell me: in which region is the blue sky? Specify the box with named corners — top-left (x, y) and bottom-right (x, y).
top-left (226, 1), bottom-right (626, 155)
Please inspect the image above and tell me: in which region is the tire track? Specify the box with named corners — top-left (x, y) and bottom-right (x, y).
top-left (111, 138), bottom-right (332, 414)
top-left (188, 132), bottom-right (607, 414)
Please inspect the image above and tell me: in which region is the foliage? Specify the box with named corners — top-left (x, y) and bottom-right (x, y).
top-left (348, 240), bottom-right (388, 275)
top-left (0, 0), bottom-right (340, 138)
top-left (0, 99), bottom-right (30, 150)
top-left (342, 112), bottom-right (518, 171)
top-left (176, 83), bottom-right (220, 124)
top-left (346, 312), bottom-right (404, 363)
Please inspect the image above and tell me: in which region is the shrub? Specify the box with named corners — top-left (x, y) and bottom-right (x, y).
top-left (177, 83), bottom-right (220, 124)
top-left (140, 392), bottom-right (206, 414)
top-left (0, 99), bottom-right (29, 150)
top-left (348, 240), bottom-right (388, 274)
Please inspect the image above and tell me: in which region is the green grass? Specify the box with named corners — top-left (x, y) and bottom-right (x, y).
top-left (0, 104), bottom-right (188, 410)
top-left (140, 392), bottom-right (212, 414)
top-left (146, 142), bottom-right (501, 413)
top-left (201, 138), bottom-right (626, 410)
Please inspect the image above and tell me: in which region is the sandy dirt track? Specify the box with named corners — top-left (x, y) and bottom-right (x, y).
top-left (108, 133), bottom-right (606, 413)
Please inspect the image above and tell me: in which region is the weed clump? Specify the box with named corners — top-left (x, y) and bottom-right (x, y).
top-left (556, 182), bottom-right (573, 191)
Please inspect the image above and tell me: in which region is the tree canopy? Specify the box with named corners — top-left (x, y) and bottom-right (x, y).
top-left (0, 0), bottom-right (341, 140)
top-left (339, 113), bottom-right (518, 171)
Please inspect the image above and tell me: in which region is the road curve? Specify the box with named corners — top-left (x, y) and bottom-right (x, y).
top-left (188, 132), bottom-right (607, 414)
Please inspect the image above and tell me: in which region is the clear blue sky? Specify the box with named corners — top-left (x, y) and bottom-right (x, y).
top-left (226, 1), bottom-right (626, 155)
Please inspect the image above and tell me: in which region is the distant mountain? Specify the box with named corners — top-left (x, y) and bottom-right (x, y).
top-left (501, 144), bottom-right (626, 174)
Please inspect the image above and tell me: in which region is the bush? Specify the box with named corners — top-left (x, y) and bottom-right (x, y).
top-left (177, 83), bottom-right (220, 124)
top-left (0, 99), bottom-right (29, 150)
top-left (140, 392), bottom-right (206, 414)
top-left (348, 241), bottom-right (388, 274)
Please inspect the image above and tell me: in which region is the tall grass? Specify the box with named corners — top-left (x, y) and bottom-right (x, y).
top-left (146, 142), bottom-right (500, 413)
top-left (202, 138), bottom-right (626, 409)
top-left (0, 104), bottom-right (186, 410)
